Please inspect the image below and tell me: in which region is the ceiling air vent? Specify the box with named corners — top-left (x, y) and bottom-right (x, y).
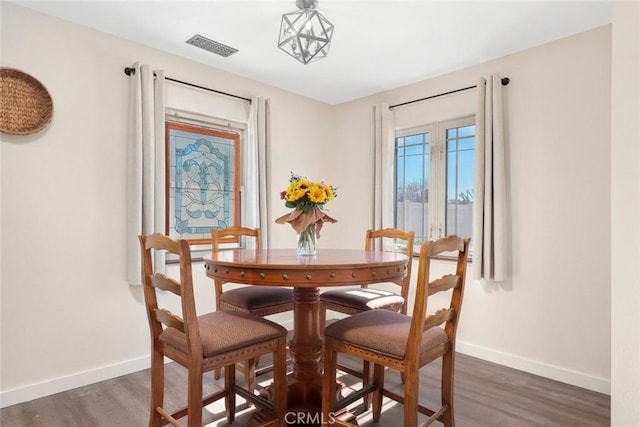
top-left (185, 34), bottom-right (238, 57)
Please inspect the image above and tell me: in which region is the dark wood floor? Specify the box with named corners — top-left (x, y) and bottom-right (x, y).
top-left (1, 353), bottom-right (609, 426)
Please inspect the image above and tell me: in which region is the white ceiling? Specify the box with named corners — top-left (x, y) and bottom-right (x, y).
top-left (12, 0), bottom-right (613, 105)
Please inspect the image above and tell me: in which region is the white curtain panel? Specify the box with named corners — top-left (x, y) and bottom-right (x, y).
top-left (472, 74), bottom-right (507, 281)
top-left (373, 103), bottom-right (395, 246)
top-left (126, 63), bottom-right (165, 286)
top-left (245, 97), bottom-right (270, 248)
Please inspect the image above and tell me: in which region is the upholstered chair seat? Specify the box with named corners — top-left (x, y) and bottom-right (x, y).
top-left (324, 309), bottom-right (448, 360)
top-left (219, 286), bottom-right (294, 316)
top-left (159, 310), bottom-right (287, 357)
top-left (319, 288), bottom-right (405, 314)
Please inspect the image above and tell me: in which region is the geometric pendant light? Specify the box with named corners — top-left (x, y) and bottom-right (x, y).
top-left (278, 0), bottom-right (334, 64)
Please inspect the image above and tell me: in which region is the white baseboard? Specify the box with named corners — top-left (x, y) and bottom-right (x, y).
top-left (0, 356), bottom-right (151, 409)
top-left (456, 340), bottom-right (611, 395)
top-left (1, 336), bottom-right (610, 409)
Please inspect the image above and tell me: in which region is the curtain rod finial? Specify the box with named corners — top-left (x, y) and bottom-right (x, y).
top-left (124, 67), bottom-right (135, 76)
top-left (501, 77), bottom-right (510, 86)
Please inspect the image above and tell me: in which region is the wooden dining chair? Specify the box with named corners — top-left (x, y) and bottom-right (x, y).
top-left (321, 235), bottom-right (470, 427)
top-left (211, 226), bottom-right (294, 393)
top-left (320, 228), bottom-right (415, 319)
top-left (140, 233), bottom-right (288, 427)
top-left (319, 227), bottom-right (414, 407)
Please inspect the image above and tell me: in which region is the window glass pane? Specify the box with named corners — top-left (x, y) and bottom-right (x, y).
top-left (396, 155), bottom-right (404, 177)
top-left (395, 133), bottom-right (429, 243)
top-left (404, 144), bottom-right (424, 156)
top-left (458, 125), bottom-right (475, 137)
top-left (447, 128), bottom-right (457, 139)
top-left (417, 155), bottom-right (430, 242)
top-left (405, 156), bottom-right (426, 199)
top-left (458, 136), bottom-right (474, 151)
top-left (445, 124), bottom-right (475, 238)
top-left (447, 151), bottom-right (458, 202)
top-left (404, 134), bottom-right (423, 145)
top-left (457, 150), bottom-right (474, 190)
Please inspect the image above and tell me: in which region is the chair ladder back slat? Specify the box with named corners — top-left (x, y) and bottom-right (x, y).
top-left (212, 226), bottom-right (261, 252)
top-left (151, 273), bottom-right (182, 295)
top-left (145, 233), bottom-right (181, 255)
top-left (428, 275), bottom-right (460, 296)
top-left (154, 308), bottom-right (185, 332)
top-left (428, 234), bottom-right (466, 257)
top-left (365, 228), bottom-right (414, 253)
top-left (424, 308), bottom-right (455, 330)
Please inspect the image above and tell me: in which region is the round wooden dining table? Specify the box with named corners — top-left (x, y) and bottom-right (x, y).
top-left (203, 248), bottom-right (409, 424)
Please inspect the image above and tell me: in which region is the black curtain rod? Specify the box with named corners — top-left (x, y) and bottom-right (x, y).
top-left (123, 67), bottom-right (252, 103)
top-left (389, 77), bottom-right (510, 110)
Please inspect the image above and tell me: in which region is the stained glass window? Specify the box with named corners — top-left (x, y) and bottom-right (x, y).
top-left (166, 122), bottom-right (240, 243)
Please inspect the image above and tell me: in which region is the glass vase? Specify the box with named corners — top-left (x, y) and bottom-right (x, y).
top-left (297, 223), bottom-right (317, 256)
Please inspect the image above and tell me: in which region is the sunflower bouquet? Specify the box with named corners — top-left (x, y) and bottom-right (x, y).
top-left (276, 173), bottom-right (338, 255)
top-left (280, 172), bottom-right (337, 213)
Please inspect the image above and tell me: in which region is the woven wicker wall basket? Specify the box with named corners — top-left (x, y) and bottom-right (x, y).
top-left (0, 67), bottom-right (54, 135)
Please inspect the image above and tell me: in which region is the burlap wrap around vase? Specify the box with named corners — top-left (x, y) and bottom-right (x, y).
top-left (275, 207), bottom-right (337, 256)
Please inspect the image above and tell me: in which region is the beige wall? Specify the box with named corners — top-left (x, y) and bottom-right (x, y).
top-left (611, 2), bottom-right (640, 426)
top-left (0, 0), bottom-right (622, 409)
